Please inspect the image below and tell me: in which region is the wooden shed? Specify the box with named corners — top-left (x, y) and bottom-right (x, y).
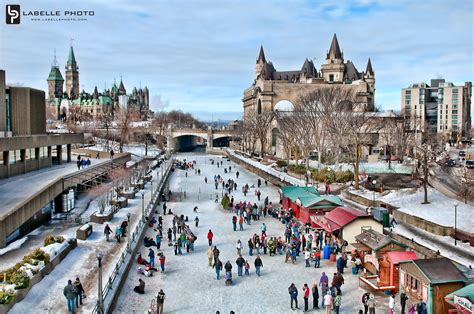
top-left (400, 258), bottom-right (467, 313)
top-left (359, 250), bottom-right (417, 292)
top-left (353, 229), bottom-right (406, 274)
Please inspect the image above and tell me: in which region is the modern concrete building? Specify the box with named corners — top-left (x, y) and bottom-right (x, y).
top-left (401, 79), bottom-right (472, 142)
top-left (0, 69), bottom-right (83, 178)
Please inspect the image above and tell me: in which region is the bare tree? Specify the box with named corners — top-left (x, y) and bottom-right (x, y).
top-left (274, 112), bottom-right (297, 164)
top-left (116, 104), bottom-right (140, 153)
top-left (322, 89), bottom-right (382, 189)
top-left (378, 114), bottom-right (415, 169)
top-left (244, 109), bottom-right (274, 157)
top-left (413, 133), bottom-right (443, 204)
top-left (458, 169), bottom-right (474, 204)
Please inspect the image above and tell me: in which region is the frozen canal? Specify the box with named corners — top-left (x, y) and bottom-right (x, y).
top-left (115, 153), bottom-right (391, 313)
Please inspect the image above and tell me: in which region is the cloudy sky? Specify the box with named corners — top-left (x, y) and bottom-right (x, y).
top-left (1, 0), bottom-right (472, 121)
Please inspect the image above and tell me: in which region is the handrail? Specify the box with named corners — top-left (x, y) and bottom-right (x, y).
top-left (92, 159), bottom-right (173, 314)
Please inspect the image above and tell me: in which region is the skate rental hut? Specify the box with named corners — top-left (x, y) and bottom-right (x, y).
top-left (359, 250), bottom-right (418, 293)
top-left (280, 186), bottom-right (342, 224)
top-left (311, 206), bottom-right (383, 243)
top-left (399, 258), bottom-right (467, 313)
top-left (353, 229), bottom-right (406, 274)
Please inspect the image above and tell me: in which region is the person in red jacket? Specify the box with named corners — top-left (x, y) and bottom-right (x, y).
top-left (159, 253), bottom-right (166, 273)
top-left (207, 229), bottom-right (214, 246)
top-left (303, 283), bottom-right (310, 312)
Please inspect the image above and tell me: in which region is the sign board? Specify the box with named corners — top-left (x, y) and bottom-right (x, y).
top-left (454, 295), bottom-right (473, 312)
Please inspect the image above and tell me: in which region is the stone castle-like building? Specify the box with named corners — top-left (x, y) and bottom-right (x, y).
top-left (242, 34), bottom-right (376, 157)
top-left (47, 46), bottom-right (151, 120)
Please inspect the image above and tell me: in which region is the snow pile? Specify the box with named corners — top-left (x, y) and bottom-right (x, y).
top-left (79, 223), bottom-right (91, 231)
top-left (40, 236), bottom-right (73, 259)
top-left (383, 188), bottom-right (474, 232)
top-left (0, 237), bottom-right (28, 256)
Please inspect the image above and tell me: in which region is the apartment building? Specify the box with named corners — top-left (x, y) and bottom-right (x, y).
top-left (401, 79), bottom-right (472, 142)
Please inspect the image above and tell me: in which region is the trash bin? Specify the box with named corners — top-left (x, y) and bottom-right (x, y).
top-left (330, 253), bottom-right (336, 262)
top-left (323, 244), bottom-right (331, 259)
top-left (382, 212), bottom-right (390, 227)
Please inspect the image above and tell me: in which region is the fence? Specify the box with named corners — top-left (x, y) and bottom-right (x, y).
top-left (92, 159), bottom-right (173, 314)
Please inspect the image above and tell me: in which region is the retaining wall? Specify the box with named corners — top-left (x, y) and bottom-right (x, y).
top-left (0, 238), bottom-right (78, 314)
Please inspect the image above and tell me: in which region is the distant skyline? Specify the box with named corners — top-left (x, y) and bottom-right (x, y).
top-left (1, 0), bottom-right (473, 121)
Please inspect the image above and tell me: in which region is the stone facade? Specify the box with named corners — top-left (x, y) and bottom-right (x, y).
top-left (47, 46), bottom-right (151, 120)
top-left (242, 34), bottom-right (376, 158)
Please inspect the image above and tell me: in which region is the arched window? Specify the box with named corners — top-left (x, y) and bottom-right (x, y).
top-left (257, 99), bottom-right (262, 114)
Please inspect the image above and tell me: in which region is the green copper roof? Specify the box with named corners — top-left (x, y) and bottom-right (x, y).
top-left (47, 66), bottom-right (64, 81)
top-left (111, 83), bottom-right (118, 93)
top-left (299, 195), bottom-right (343, 209)
top-left (67, 46), bottom-right (77, 65)
top-left (281, 186), bottom-right (319, 201)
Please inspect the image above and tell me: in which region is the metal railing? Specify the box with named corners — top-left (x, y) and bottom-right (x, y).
top-left (92, 159), bottom-right (173, 314)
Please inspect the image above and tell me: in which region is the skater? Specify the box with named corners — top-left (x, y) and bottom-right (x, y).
top-left (239, 215), bottom-right (244, 231)
top-left (133, 279), bottom-right (145, 294)
top-left (156, 289), bottom-right (165, 314)
top-left (400, 291), bottom-right (408, 314)
top-left (303, 283), bottom-right (310, 312)
top-left (207, 247), bottom-right (214, 267)
top-left (73, 277), bottom-right (85, 307)
top-left (337, 256), bottom-right (345, 274)
top-left (236, 171), bottom-right (239, 179)
top-left (207, 229), bottom-right (214, 246)
top-left (104, 224), bottom-right (112, 241)
top-left (193, 206), bottom-right (198, 213)
top-left (260, 223), bottom-right (267, 236)
top-left (63, 280), bottom-right (76, 313)
top-left (194, 216), bottom-right (199, 227)
top-left (367, 294), bottom-right (376, 314)
top-left (312, 282), bottom-right (319, 309)
top-left (115, 225), bottom-right (122, 243)
top-left (213, 246), bottom-right (220, 265)
top-left (167, 228), bottom-right (172, 242)
top-left (304, 248), bottom-right (311, 267)
top-left (248, 238), bottom-right (254, 256)
top-left (334, 292), bottom-right (342, 314)
top-left (362, 292), bottom-right (370, 314)
top-left (159, 253), bottom-right (166, 272)
top-left (148, 248), bottom-right (155, 267)
top-left (236, 240), bottom-right (243, 256)
top-left (213, 258), bottom-right (223, 279)
top-left (254, 255), bottom-right (263, 277)
top-left (232, 216), bottom-right (237, 231)
top-left (244, 260), bottom-right (250, 276)
top-left (288, 283), bottom-right (299, 310)
top-left (388, 294), bottom-right (396, 314)
top-left (156, 234), bottom-right (162, 250)
top-left (323, 291), bottom-right (333, 314)
top-left (236, 255), bottom-right (245, 276)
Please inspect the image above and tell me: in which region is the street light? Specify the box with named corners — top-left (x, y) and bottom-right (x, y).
top-left (453, 202), bottom-right (458, 246)
top-left (96, 252), bottom-right (104, 314)
top-left (141, 192), bottom-right (145, 222)
top-left (372, 180), bottom-right (377, 204)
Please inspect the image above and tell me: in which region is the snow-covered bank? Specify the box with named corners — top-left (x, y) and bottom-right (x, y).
top-left (382, 187), bottom-right (474, 233)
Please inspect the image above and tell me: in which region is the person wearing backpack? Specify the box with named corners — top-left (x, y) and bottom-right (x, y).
top-left (362, 292), bottom-right (370, 314)
top-left (156, 289), bottom-right (165, 314)
top-left (73, 277), bottom-right (85, 307)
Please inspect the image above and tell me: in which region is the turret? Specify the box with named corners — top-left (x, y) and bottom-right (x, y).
top-left (255, 45), bottom-right (266, 78)
top-left (321, 34), bottom-right (345, 83)
top-left (47, 51), bottom-right (64, 101)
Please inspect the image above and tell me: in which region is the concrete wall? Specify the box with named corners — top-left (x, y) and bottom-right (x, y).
top-left (9, 87), bottom-right (46, 136)
top-left (392, 209), bottom-right (453, 237)
top-left (0, 70), bottom-right (5, 132)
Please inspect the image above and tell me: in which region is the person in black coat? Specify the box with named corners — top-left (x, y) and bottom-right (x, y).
top-left (236, 256), bottom-right (245, 276)
top-left (400, 292), bottom-right (409, 314)
top-left (312, 282), bottom-right (319, 309)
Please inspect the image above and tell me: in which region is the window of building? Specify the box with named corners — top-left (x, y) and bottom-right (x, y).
top-left (405, 100), bottom-right (410, 105)
top-left (25, 148), bottom-right (36, 160)
top-left (452, 110), bottom-right (458, 115)
top-left (5, 93), bottom-right (12, 132)
top-left (39, 147), bottom-right (48, 158)
top-left (405, 90), bottom-right (411, 95)
top-left (329, 74), bottom-right (334, 82)
top-left (406, 95), bottom-right (411, 100)
top-left (9, 150), bottom-right (21, 164)
top-left (452, 88), bottom-right (458, 94)
top-left (257, 99), bottom-right (262, 114)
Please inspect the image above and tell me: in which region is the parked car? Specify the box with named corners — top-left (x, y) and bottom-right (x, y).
top-left (466, 160), bottom-right (474, 169)
top-left (459, 150), bottom-right (466, 161)
top-left (445, 159), bottom-right (456, 167)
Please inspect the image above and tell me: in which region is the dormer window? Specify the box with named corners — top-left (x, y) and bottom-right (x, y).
top-left (329, 74), bottom-right (334, 82)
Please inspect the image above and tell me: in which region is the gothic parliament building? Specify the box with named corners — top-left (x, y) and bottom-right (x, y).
top-left (47, 46), bottom-right (151, 121)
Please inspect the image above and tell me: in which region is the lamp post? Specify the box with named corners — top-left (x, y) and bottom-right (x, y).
top-left (453, 202), bottom-right (458, 246)
top-left (372, 180), bottom-right (377, 204)
top-left (141, 192), bottom-right (145, 222)
top-left (96, 252), bottom-right (104, 314)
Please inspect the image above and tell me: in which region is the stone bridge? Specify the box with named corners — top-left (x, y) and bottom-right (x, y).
top-left (166, 127), bottom-right (235, 151)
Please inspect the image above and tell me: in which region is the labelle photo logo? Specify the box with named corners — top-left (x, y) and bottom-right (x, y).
top-left (5, 4), bottom-right (20, 24)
